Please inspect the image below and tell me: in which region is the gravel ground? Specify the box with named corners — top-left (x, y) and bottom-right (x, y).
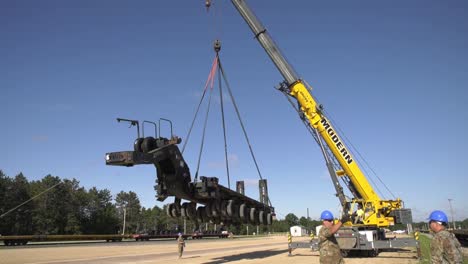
top-left (1, 235), bottom-right (422, 264)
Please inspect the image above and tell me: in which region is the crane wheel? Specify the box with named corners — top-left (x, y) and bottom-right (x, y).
top-left (141, 137), bottom-right (156, 153)
top-left (210, 202), bottom-right (219, 218)
top-left (227, 200), bottom-right (238, 218)
top-left (181, 203), bottom-right (189, 218)
top-left (171, 203), bottom-right (181, 217)
top-left (239, 203), bottom-right (248, 222)
top-left (249, 207), bottom-right (258, 225)
top-left (166, 203), bottom-right (174, 218)
top-left (220, 200), bottom-right (228, 217)
top-left (197, 206), bottom-right (206, 223)
top-left (258, 210), bottom-right (265, 225)
top-left (266, 213), bottom-right (273, 225)
top-left (205, 203), bottom-right (213, 217)
top-left (134, 138), bottom-right (144, 152)
top-left (187, 203), bottom-right (197, 220)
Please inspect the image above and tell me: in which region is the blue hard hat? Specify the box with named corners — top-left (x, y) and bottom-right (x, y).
top-left (321, 210), bottom-right (334, 220)
top-left (428, 210), bottom-right (448, 223)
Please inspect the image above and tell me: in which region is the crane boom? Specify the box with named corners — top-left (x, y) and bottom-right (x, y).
top-left (230, 0), bottom-right (405, 227)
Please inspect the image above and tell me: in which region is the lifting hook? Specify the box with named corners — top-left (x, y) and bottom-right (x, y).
top-left (214, 39), bottom-right (221, 53)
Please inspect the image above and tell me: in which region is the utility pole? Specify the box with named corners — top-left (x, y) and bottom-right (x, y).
top-left (448, 199), bottom-right (455, 230)
top-left (122, 207), bottom-right (127, 235)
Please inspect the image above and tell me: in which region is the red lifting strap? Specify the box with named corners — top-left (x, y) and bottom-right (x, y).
top-left (203, 56), bottom-right (218, 91)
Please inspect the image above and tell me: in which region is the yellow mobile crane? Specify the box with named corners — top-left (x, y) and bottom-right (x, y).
top-left (224, 0), bottom-right (418, 256)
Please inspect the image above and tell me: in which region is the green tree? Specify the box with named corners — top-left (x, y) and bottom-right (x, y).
top-left (115, 191), bottom-right (142, 234)
top-left (299, 216), bottom-right (309, 228)
top-left (62, 179), bottom-right (87, 234)
top-left (83, 187), bottom-right (119, 234)
top-left (285, 213), bottom-right (299, 227)
top-left (30, 175), bottom-right (64, 234)
top-left (10, 173), bottom-right (33, 235)
top-left (0, 170), bottom-right (13, 234)
top-left (0, 172), bottom-right (33, 235)
top-left (271, 218), bottom-right (289, 232)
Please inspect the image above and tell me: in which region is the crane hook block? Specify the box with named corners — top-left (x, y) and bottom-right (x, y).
top-left (214, 39), bottom-right (221, 53)
top-left (205, 0), bottom-right (211, 11)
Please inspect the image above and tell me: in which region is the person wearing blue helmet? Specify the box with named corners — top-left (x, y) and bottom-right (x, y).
top-left (317, 210), bottom-right (350, 264)
top-left (428, 210), bottom-right (462, 264)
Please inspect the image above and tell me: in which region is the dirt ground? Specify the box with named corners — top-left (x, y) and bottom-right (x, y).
top-left (1, 235), bottom-right (422, 264)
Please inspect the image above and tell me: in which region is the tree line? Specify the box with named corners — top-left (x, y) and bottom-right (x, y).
top-left (1, 170), bottom-right (466, 236)
top-left (0, 170), bottom-right (292, 236)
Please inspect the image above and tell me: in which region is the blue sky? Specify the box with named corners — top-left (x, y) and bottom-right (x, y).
top-left (1, 0), bottom-right (467, 222)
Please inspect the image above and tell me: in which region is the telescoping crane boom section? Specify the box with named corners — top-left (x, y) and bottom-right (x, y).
top-left (229, 0), bottom-right (408, 228)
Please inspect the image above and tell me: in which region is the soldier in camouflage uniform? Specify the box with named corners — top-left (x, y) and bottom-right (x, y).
top-left (318, 210), bottom-right (350, 264)
top-left (428, 210), bottom-right (463, 264)
top-left (177, 233), bottom-right (185, 259)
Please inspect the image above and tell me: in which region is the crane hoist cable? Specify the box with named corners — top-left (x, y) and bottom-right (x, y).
top-left (183, 56), bottom-right (218, 183)
top-left (322, 109), bottom-right (396, 200)
top-left (217, 54), bottom-right (274, 208)
top-left (280, 87), bottom-right (395, 201)
top-left (182, 40), bottom-right (273, 208)
top-left (217, 53), bottom-right (231, 190)
top-left (194, 82), bottom-right (214, 183)
top-left (181, 56), bottom-right (218, 155)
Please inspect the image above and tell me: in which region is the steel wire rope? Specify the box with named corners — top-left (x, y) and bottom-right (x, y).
top-left (0, 181), bottom-right (61, 219)
top-left (194, 85), bottom-right (214, 183)
top-left (205, 2), bottom-right (231, 189)
top-left (298, 80), bottom-right (380, 199)
top-left (182, 57), bottom-right (218, 154)
top-left (217, 55), bottom-right (231, 189)
top-left (218, 58), bottom-right (273, 208)
top-left (281, 90), bottom-right (360, 201)
top-left (322, 109), bottom-right (396, 199)
top-left (323, 110), bottom-right (384, 198)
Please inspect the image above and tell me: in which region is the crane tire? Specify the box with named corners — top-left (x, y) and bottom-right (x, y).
top-left (220, 200), bottom-right (228, 217)
top-left (239, 203), bottom-right (248, 222)
top-left (181, 203), bottom-right (189, 218)
top-left (141, 137), bottom-right (156, 153)
top-left (205, 203), bottom-right (213, 218)
top-left (197, 206), bottom-right (205, 223)
top-left (134, 138), bottom-right (144, 152)
top-left (258, 210), bottom-right (265, 225)
top-left (266, 213), bottom-right (272, 225)
top-left (186, 203), bottom-right (197, 220)
top-left (227, 200), bottom-right (238, 218)
top-left (166, 203), bottom-right (174, 218)
top-left (249, 208), bottom-right (258, 224)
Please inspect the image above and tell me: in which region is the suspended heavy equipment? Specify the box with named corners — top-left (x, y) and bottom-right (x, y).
top-left (105, 60), bottom-right (275, 227)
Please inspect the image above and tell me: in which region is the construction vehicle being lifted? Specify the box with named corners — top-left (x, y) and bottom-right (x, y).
top-left (105, 117), bottom-right (275, 227)
top-left (224, 0), bottom-right (418, 256)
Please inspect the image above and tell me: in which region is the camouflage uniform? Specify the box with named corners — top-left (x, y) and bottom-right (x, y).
top-left (177, 235), bottom-right (185, 258)
top-left (318, 226), bottom-right (344, 264)
top-left (431, 230), bottom-right (463, 264)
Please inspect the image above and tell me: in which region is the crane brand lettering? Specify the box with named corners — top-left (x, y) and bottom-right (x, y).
top-left (320, 118), bottom-right (353, 165)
